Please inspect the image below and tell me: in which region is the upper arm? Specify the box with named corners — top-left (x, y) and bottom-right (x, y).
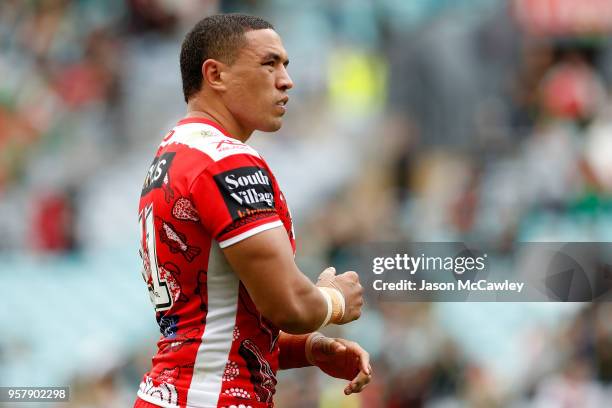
top-left (221, 226), bottom-right (315, 324)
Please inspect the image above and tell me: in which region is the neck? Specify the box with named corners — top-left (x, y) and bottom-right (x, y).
top-left (186, 95), bottom-right (252, 142)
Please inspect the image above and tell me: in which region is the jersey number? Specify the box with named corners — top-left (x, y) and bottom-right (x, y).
top-left (139, 204), bottom-right (173, 311)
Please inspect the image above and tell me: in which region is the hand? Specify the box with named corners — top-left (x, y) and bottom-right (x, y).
top-left (316, 267), bottom-right (363, 324)
top-left (307, 334), bottom-right (372, 395)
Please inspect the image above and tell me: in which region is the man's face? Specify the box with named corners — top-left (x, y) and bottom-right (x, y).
top-left (221, 29), bottom-right (293, 134)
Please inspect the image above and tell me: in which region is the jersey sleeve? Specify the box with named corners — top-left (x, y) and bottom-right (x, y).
top-left (190, 154), bottom-right (283, 248)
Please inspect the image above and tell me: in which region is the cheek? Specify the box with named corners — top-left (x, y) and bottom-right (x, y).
top-left (232, 78), bottom-right (263, 105)
top-left (225, 72), bottom-right (275, 125)
top-left (244, 84), bottom-right (272, 115)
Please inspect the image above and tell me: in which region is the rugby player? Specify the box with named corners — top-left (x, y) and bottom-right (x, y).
top-left (134, 14), bottom-right (371, 408)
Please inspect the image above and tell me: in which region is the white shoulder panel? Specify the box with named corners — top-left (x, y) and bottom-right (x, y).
top-left (161, 123), bottom-right (261, 162)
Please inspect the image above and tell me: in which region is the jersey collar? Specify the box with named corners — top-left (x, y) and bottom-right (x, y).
top-left (176, 117), bottom-right (232, 137)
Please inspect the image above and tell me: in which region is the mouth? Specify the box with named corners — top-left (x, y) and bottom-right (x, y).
top-left (276, 97), bottom-right (289, 111)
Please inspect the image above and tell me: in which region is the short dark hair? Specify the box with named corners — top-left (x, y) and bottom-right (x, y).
top-left (180, 14), bottom-right (274, 103)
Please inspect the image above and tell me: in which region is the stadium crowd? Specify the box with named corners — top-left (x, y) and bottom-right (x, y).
top-left (2, 0), bottom-right (612, 407)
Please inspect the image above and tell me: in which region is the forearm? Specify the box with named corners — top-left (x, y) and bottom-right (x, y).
top-left (272, 276), bottom-right (329, 334)
top-left (272, 269), bottom-right (347, 333)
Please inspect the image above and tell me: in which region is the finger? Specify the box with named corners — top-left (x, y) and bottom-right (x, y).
top-left (343, 271), bottom-right (359, 282)
top-left (340, 340), bottom-right (370, 375)
top-left (352, 370), bottom-right (372, 391)
top-left (317, 266), bottom-right (336, 282)
top-left (359, 349), bottom-right (370, 375)
top-left (344, 370), bottom-right (371, 395)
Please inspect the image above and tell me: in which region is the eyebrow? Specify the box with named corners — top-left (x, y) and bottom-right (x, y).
top-left (262, 52), bottom-right (289, 66)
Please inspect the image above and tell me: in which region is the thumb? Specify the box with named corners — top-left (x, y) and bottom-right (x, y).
top-left (328, 339), bottom-right (347, 354)
top-left (311, 337), bottom-right (347, 362)
top-left (316, 337), bottom-right (346, 355)
top-left (317, 266), bottom-right (336, 282)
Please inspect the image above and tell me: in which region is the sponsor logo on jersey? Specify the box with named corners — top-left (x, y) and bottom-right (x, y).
top-left (214, 166), bottom-right (275, 221)
top-left (142, 152), bottom-right (176, 196)
top-left (215, 139), bottom-right (250, 153)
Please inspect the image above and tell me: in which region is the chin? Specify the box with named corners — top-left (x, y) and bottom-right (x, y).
top-left (259, 120), bottom-right (283, 133)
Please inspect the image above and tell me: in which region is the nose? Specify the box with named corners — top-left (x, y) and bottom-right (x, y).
top-left (277, 65), bottom-right (293, 91)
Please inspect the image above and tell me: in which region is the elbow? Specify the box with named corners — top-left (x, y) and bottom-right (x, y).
top-left (261, 302), bottom-right (319, 334)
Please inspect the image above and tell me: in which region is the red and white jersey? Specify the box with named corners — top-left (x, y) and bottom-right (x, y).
top-left (137, 117), bottom-right (295, 408)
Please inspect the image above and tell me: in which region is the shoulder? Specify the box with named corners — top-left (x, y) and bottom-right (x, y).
top-left (162, 120), bottom-right (263, 165)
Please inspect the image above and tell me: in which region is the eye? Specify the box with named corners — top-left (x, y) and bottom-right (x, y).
top-left (263, 61), bottom-right (275, 67)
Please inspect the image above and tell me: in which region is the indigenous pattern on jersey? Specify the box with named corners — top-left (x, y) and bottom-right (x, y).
top-left (137, 118), bottom-right (295, 408)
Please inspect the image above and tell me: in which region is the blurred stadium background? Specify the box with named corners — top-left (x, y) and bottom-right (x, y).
top-left (2, 0), bottom-right (612, 407)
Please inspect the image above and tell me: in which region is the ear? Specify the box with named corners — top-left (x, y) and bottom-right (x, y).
top-left (202, 59), bottom-right (227, 91)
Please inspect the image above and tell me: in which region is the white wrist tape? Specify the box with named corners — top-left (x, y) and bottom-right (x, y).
top-left (317, 287), bottom-right (333, 329)
top-left (317, 287), bottom-right (345, 329)
top-left (336, 289), bottom-right (346, 319)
